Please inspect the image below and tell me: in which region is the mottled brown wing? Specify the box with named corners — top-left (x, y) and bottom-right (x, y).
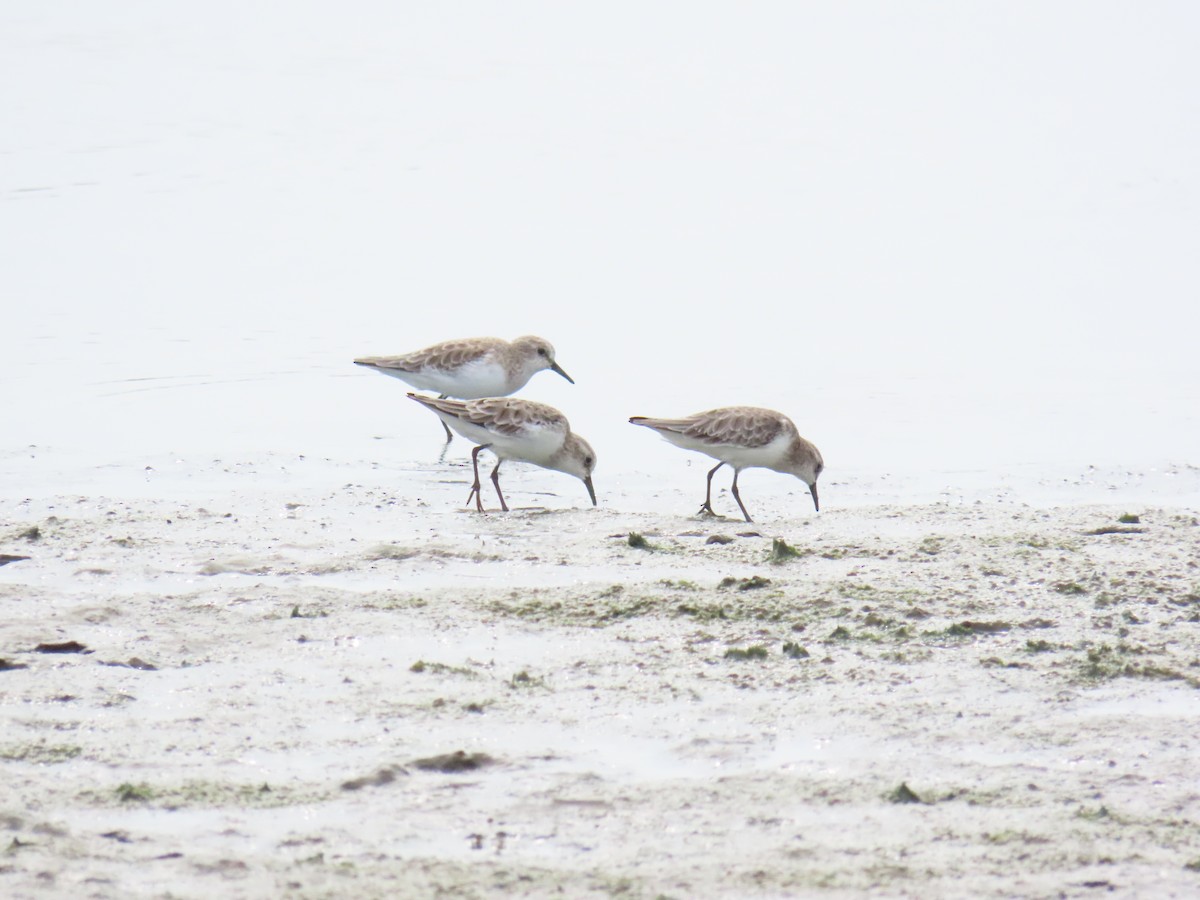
top-left (363, 338), bottom-right (499, 372)
top-left (683, 407), bottom-right (785, 448)
top-left (407, 393), bottom-right (468, 417)
top-left (462, 398), bottom-right (566, 436)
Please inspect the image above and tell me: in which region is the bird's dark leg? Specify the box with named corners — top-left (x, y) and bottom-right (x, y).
top-left (730, 469), bottom-right (753, 523)
top-left (698, 461), bottom-right (724, 516)
top-left (466, 444), bottom-right (492, 511)
top-left (489, 459), bottom-right (509, 512)
top-left (436, 394), bottom-right (453, 463)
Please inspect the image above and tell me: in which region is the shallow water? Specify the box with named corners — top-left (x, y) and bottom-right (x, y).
top-left (4, 3), bottom-right (1199, 511)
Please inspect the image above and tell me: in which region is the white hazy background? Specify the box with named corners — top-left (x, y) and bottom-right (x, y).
top-left (3, 2), bottom-right (1198, 503)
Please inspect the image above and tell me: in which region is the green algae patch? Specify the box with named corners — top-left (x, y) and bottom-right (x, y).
top-left (410, 660), bottom-right (479, 678)
top-left (887, 783), bottom-right (926, 804)
top-left (769, 538), bottom-right (805, 563)
top-left (1053, 582), bottom-right (1087, 595)
top-left (781, 642), bottom-right (810, 660)
top-left (92, 780), bottom-right (326, 809)
top-left (0, 742), bottom-right (82, 764)
top-left (723, 645), bottom-right (769, 661)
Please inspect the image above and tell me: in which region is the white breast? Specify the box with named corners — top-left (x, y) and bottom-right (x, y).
top-left (661, 430), bottom-right (793, 472)
top-left (396, 357), bottom-right (513, 399)
top-left (486, 424), bottom-right (567, 466)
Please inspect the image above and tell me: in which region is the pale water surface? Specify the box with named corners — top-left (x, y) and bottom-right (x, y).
top-left (4, 2), bottom-right (1198, 506)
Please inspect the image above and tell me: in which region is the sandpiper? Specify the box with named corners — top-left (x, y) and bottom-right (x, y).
top-left (408, 394), bottom-right (596, 511)
top-left (355, 336), bottom-right (574, 447)
top-left (629, 406), bottom-right (823, 523)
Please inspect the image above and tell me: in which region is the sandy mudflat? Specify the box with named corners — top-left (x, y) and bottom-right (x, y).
top-left (2, 454), bottom-right (1200, 899)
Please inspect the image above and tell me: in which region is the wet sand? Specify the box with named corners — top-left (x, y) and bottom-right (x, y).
top-left (3, 453), bottom-right (1199, 898)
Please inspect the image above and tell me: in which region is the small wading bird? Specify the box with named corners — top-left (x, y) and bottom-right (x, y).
top-left (629, 406), bottom-right (823, 523)
top-left (354, 336), bottom-right (574, 450)
top-left (408, 393), bottom-right (597, 511)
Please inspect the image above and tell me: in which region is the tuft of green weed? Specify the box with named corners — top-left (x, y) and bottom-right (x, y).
top-left (739, 575), bottom-right (772, 591)
top-left (598, 598), bottom-right (660, 622)
top-left (782, 642), bottom-right (809, 660)
top-left (509, 671), bottom-right (546, 689)
top-left (1080, 645), bottom-right (1123, 681)
top-left (116, 783), bottom-right (154, 803)
top-left (365, 544), bottom-right (420, 561)
top-left (676, 603), bottom-right (728, 622)
top-left (412, 751), bottom-right (493, 773)
top-left (724, 645), bottom-right (769, 661)
top-left (1118, 514), bottom-right (1141, 524)
top-left (1053, 582), bottom-right (1087, 595)
top-left (982, 830), bottom-right (1050, 846)
top-left (981, 657), bottom-right (1029, 670)
top-left (944, 620), bottom-right (1012, 637)
top-left (1077, 645), bottom-right (1199, 686)
top-left (887, 783), bottom-right (925, 804)
top-left (769, 538), bottom-right (804, 563)
top-left (717, 575), bottom-right (774, 592)
top-left (485, 597), bottom-right (566, 623)
top-left (626, 532), bottom-right (653, 550)
top-left (410, 660), bottom-right (477, 677)
top-left (0, 743), bottom-right (82, 764)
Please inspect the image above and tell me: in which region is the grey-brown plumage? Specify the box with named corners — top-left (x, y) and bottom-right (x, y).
top-left (635, 407), bottom-right (786, 449)
top-left (354, 336), bottom-right (572, 397)
top-left (409, 394), bottom-right (597, 511)
top-left (630, 406), bottom-right (823, 522)
top-left (355, 336), bottom-right (574, 451)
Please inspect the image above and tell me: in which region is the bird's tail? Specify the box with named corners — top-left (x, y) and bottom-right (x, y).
top-left (408, 392), bottom-right (467, 415)
top-left (354, 356), bottom-right (414, 371)
top-left (628, 416), bottom-right (691, 434)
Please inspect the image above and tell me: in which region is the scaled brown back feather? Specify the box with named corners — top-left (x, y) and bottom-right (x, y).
top-left (408, 394), bottom-right (565, 436)
top-left (357, 338), bottom-right (496, 373)
top-left (631, 407), bottom-right (789, 448)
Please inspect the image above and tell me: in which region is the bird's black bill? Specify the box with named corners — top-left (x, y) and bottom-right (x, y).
top-left (584, 476), bottom-right (597, 506)
top-left (810, 483), bottom-right (820, 512)
top-left (550, 361), bottom-right (575, 384)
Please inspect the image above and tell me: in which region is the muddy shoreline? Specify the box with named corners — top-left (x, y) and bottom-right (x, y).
top-left (3, 462), bottom-right (1200, 898)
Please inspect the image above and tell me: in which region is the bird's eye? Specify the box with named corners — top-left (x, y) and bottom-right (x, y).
top-left (536, 348), bottom-right (547, 356)
top-left (584, 456), bottom-right (593, 467)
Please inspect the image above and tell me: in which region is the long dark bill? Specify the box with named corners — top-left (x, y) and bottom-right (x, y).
top-left (584, 476), bottom-right (597, 506)
top-left (550, 361), bottom-right (575, 384)
top-left (810, 483), bottom-right (820, 512)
